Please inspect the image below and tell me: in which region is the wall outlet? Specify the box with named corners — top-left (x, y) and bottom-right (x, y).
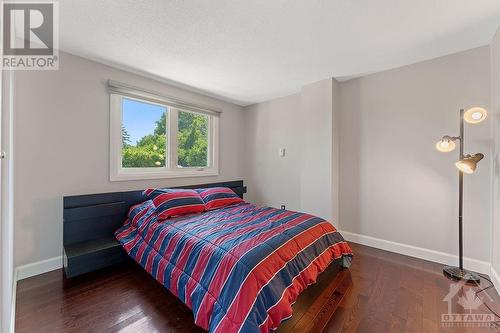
top-left (281, 205), bottom-right (286, 210)
top-left (279, 148), bottom-right (286, 157)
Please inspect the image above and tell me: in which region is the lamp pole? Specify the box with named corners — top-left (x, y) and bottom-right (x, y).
top-left (442, 108), bottom-right (481, 283)
top-left (458, 108), bottom-right (464, 272)
top-left (437, 107), bottom-right (486, 283)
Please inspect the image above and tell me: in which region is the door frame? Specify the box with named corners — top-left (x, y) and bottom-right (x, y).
top-left (1, 69), bottom-right (15, 333)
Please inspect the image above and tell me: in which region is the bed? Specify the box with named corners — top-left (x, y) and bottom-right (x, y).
top-left (63, 180), bottom-right (353, 333)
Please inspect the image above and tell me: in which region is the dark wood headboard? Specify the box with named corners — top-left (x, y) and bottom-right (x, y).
top-left (63, 180), bottom-right (246, 278)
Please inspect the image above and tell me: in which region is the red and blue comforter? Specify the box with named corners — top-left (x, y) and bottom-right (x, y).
top-left (115, 202), bottom-right (353, 333)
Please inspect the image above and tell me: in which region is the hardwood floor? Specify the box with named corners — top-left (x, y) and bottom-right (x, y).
top-left (16, 242), bottom-right (500, 333)
top-left (325, 244), bottom-right (500, 333)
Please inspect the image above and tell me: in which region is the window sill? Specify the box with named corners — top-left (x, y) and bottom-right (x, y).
top-left (110, 169), bottom-right (219, 181)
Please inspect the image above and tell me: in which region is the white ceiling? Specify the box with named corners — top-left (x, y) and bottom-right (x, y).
top-left (59, 0), bottom-right (500, 106)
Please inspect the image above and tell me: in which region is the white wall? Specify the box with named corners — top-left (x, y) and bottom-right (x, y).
top-left (13, 51), bottom-right (245, 268)
top-left (491, 28), bottom-right (500, 283)
top-left (339, 46), bottom-right (492, 263)
top-left (244, 78), bottom-right (340, 223)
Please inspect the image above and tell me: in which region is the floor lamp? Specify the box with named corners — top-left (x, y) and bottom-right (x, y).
top-left (435, 107), bottom-right (487, 283)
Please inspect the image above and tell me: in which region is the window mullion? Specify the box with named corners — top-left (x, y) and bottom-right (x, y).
top-left (212, 116), bottom-right (219, 171)
top-left (207, 116), bottom-right (213, 168)
top-left (169, 108), bottom-right (178, 170)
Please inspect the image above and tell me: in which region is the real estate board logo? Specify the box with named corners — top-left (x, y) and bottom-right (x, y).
top-left (441, 279), bottom-right (497, 329)
top-left (1, 1), bottom-right (59, 70)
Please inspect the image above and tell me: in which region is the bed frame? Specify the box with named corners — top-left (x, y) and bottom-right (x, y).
top-left (63, 180), bottom-right (246, 278)
top-left (62, 179), bottom-right (352, 333)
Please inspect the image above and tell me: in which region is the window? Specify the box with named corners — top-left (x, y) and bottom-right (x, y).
top-left (109, 82), bottom-right (219, 181)
top-left (177, 110), bottom-right (209, 168)
top-left (121, 98), bottom-right (167, 168)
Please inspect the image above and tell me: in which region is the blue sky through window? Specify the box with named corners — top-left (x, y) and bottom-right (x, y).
top-left (122, 98), bottom-right (166, 145)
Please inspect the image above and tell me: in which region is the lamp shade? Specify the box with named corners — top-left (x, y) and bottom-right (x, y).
top-left (435, 136), bottom-right (456, 152)
top-left (455, 153), bottom-right (484, 174)
top-left (464, 107), bottom-right (487, 124)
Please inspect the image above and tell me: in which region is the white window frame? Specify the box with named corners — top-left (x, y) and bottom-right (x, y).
top-left (109, 82), bottom-right (220, 181)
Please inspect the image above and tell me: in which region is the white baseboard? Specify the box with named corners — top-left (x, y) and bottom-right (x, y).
top-left (340, 230), bottom-right (491, 275)
top-left (490, 266), bottom-right (500, 295)
top-left (12, 236), bottom-right (499, 294)
top-left (16, 256), bottom-right (62, 281)
top-left (11, 257), bottom-right (62, 332)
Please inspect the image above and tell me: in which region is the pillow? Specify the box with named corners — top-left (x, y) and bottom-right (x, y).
top-left (143, 188), bottom-right (205, 220)
top-left (196, 187), bottom-right (244, 210)
top-left (127, 200), bottom-right (156, 228)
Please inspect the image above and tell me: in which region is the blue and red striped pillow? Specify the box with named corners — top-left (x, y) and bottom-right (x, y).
top-left (196, 187), bottom-right (243, 210)
top-left (127, 200), bottom-right (156, 227)
top-left (143, 188), bottom-right (205, 220)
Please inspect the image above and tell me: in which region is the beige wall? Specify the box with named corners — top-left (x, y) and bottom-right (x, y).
top-left (245, 47), bottom-right (492, 265)
top-left (331, 79), bottom-right (341, 224)
top-left (339, 46), bottom-right (491, 262)
top-left (243, 93), bottom-right (302, 210)
top-left (491, 28), bottom-right (500, 275)
top-left (13, 52), bottom-right (246, 267)
top-left (299, 79), bottom-right (337, 222)
top-left (244, 78), bottom-right (340, 223)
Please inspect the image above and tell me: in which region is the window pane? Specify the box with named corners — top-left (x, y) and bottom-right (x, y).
top-left (177, 110), bottom-right (209, 168)
top-left (121, 98), bottom-right (167, 168)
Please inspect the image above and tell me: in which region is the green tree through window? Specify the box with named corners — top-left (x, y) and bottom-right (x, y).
top-left (177, 111), bottom-right (208, 167)
top-left (122, 113), bottom-right (167, 168)
top-left (121, 109), bottom-right (209, 168)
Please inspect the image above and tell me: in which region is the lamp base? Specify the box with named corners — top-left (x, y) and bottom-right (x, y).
top-left (443, 266), bottom-right (481, 284)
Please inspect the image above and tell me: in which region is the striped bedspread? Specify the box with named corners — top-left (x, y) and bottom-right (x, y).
top-left (115, 202), bottom-right (353, 333)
